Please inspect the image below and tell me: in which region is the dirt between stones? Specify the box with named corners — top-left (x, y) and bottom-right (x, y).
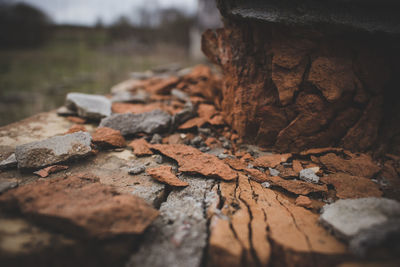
top-left (0, 64), bottom-right (399, 267)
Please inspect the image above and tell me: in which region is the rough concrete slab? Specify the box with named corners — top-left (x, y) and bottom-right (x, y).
top-left (66, 93), bottom-right (111, 120)
top-left (15, 132), bottom-right (92, 170)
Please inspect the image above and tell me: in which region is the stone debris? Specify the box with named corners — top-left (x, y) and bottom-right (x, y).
top-left (0, 153), bottom-right (17, 170)
top-left (150, 134), bottom-right (162, 144)
top-left (33, 165), bottom-right (69, 178)
top-left (253, 153), bottom-right (292, 168)
top-left (15, 132), bottom-right (92, 170)
top-left (128, 138), bottom-right (153, 156)
top-left (299, 168), bottom-right (320, 183)
top-left (319, 153), bottom-right (381, 178)
top-left (300, 147), bottom-right (343, 156)
top-left (128, 165), bottom-right (146, 175)
top-left (151, 144), bottom-right (237, 181)
top-left (100, 110), bottom-right (171, 136)
top-left (152, 154), bottom-right (163, 164)
top-left (245, 168), bottom-right (269, 183)
top-left (91, 127), bottom-right (126, 148)
top-left (320, 198), bottom-right (400, 240)
top-left (321, 173), bottom-right (382, 199)
top-left (0, 179), bottom-right (18, 194)
top-left (66, 92), bottom-right (111, 120)
top-left (223, 157), bottom-right (247, 171)
top-left (268, 167), bottom-right (280, 176)
top-left (146, 166), bottom-right (188, 187)
top-left (0, 175), bottom-right (159, 238)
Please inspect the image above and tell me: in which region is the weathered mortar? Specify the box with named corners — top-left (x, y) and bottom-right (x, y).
top-left (202, 0), bottom-right (400, 154)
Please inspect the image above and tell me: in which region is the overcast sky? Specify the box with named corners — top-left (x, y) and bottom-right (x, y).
top-left (11, 0), bottom-right (198, 26)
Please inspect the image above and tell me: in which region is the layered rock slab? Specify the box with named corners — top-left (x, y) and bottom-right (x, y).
top-left (66, 93), bottom-right (111, 120)
top-left (15, 132), bottom-right (92, 170)
top-left (0, 175), bottom-right (158, 238)
top-left (146, 166), bottom-right (188, 187)
top-left (207, 174), bottom-right (347, 267)
top-left (100, 110), bottom-right (171, 136)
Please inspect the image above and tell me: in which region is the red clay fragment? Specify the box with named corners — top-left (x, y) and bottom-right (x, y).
top-left (33, 165), bottom-right (69, 178)
top-left (320, 172), bottom-right (382, 199)
top-left (244, 168), bottom-right (269, 183)
top-left (0, 176), bottom-right (159, 238)
top-left (151, 144), bottom-right (237, 181)
top-left (66, 116), bottom-right (86, 124)
top-left (253, 153), bottom-right (292, 168)
top-left (146, 166), bottom-right (188, 187)
top-left (128, 139), bottom-right (153, 156)
top-left (65, 124), bottom-right (87, 134)
top-left (295, 195), bottom-right (313, 209)
top-left (178, 117), bottom-right (207, 130)
top-left (266, 176), bottom-right (328, 195)
top-left (224, 158), bottom-right (248, 171)
top-left (92, 127), bottom-right (126, 148)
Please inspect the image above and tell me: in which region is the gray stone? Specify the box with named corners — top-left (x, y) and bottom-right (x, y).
top-left (171, 89), bottom-right (189, 102)
top-left (261, 181), bottom-right (271, 188)
top-left (190, 136), bottom-right (203, 147)
top-left (217, 153), bottom-right (229, 160)
top-left (222, 141), bottom-right (231, 149)
top-left (152, 155), bottom-right (163, 164)
top-left (199, 146), bottom-right (210, 153)
top-left (15, 132), bottom-right (92, 170)
top-left (0, 153), bottom-right (17, 170)
top-left (349, 219), bottom-right (400, 257)
top-left (66, 93), bottom-right (111, 120)
top-left (299, 168), bottom-right (320, 183)
top-left (320, 198), bottom-right (400, 240)
top-left (150, 134), bottom-right (163, 144)
top-left (198, 128), bottom-right (212, 136)
top-left (111, 90), bottom-right (149, 103)
top-left (128, 166), bottom-right (146, 175)
top-left (0, 179), bottom-right (18, 194)
top-left (173, 101), bottom-right (195, 127)
top-left (100, 110), bottom-right (172, 136)
top-left (268, 167), bottom-right (280, 176)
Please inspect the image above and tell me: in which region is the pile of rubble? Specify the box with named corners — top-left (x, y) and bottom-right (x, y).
top-left (0, 64), bottom-right (400, 266)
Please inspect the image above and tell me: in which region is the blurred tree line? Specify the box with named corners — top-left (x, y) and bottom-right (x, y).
top-left (0, 1), bottom-right (195, 50)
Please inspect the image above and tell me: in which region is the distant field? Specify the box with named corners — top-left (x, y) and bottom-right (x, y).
top-left (0, 27), bottom-right (198, 126)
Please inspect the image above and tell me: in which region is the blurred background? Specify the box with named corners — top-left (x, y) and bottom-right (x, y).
top-left (0, 0), bottom-right (221, 126)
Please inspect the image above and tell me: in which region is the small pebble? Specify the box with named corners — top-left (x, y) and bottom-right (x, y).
top-left (261, 182), bottom-right (271, 188)
top-left (153, 154), bottom-right (163, 164)
top-left (128, 166), bottom-right (145, 175)
top-left (150, 134), bottom-right (162, 144)
top-left (199, 128), bottom-right (211, 135)
top-left (218, 153), bottom-right (230, 160)
top-left (199, 147), bottom-right (210, 152)
top-left (190, 136), bottom-right (203, 147)
top-left (268, 168), bottom-right (280, 176)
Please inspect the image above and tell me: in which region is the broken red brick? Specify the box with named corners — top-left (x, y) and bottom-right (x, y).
top-left (320, 172), bottom-right (382, 199)
top-left (253, 153), bottom-right (292, 168)
top-left (33, 165), bottom-right (69, 178)
top-left (151, 144), bottom-right (237, 181)
top-left (0, 176), bottom-right (158, 238)
top-left (91, 127), bottom-right (126, 148)
top-left (146, 166), bottom-right (188, 187)
top-left (128, 139), bottom-right (153, 156)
